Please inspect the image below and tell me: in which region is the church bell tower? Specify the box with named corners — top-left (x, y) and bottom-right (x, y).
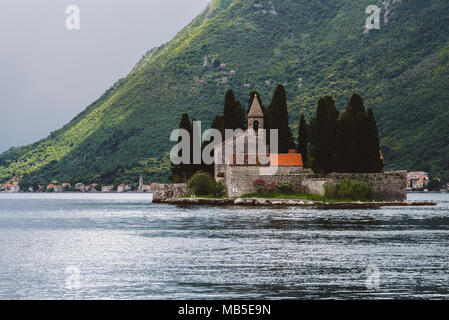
top-left (248, 94), bottom-right (264, 134)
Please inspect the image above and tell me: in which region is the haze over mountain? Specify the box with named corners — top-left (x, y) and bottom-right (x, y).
top-left (0, 0), bottom-right (210, 153)
top-left (1, 0), bottom-right (448, 185)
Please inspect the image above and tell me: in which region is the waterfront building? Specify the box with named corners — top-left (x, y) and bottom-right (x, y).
top-left (74, 183), bottom-right (85, 191)
top-left (47, 184), bottom-right (63, 192)
top-left (101, 186), bottom-right (114, 193)
top-left (407, 172), bottom-right (430, 189)
top-left (3, 182), bottom-right (20, 193)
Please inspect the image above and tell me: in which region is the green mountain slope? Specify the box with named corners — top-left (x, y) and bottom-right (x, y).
top-left (1, 0), bottom-right (449, 185)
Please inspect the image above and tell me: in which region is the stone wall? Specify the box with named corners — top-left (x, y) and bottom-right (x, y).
top-left (152, 171), bottom-right (407, 203)
top-left (152, 183), bottom-right (188, 203)
top-left (225, 166), bottom-right (407, 202)
top-left (225, 165), bottom-right (313, 197)
top-left (302, 178), bottom-right (330, 196)
top-left (326, 172), bottom-right (408, 202)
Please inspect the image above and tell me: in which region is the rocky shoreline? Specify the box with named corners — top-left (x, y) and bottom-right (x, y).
top-left (153, 197), bottom-right (437, 209)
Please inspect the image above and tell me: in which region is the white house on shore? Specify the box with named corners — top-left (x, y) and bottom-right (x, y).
top-left (101, 186), bottom-right (114, 193)
top-left (3, 182), bottom-right (20, 193)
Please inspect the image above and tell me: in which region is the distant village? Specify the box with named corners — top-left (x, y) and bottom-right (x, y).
top-left (406, 171), bottom-right (448, 192)
top-left (4, 171), bottom-right (446, 193)
top-left (0, 176), bottom-right (157, 193)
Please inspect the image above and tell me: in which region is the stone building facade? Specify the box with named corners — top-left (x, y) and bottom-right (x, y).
top-left (224, 168), bottom-right (407, 201)
top-left (214, 94), bottom-right (305, 194)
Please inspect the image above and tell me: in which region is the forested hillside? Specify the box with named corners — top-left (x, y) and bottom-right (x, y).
top-left (1, 0), bottom-right (448, 185)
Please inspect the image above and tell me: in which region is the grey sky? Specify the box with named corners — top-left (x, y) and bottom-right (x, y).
top-left (0, 0), bottom-right (211, 153)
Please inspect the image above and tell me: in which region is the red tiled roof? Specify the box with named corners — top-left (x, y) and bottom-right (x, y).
top-left (270, 153), bottom-right (303, 166)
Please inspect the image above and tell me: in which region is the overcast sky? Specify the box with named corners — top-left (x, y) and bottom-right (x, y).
top-left (0, 0), bottom-right (211, 153)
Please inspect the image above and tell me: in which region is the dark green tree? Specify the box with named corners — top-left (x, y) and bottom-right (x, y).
top-left (348, 93), bottom-right (366, 116)
top-left (267, 85), bottom-right (295, 153)
top-left (170, 113), bottom-right (193, 182)
top-left (212, 59), bottom-right (221, 68)
top-left (336, 94), bottom-right (383, 173)
top-left (211, 114), bottom-right (224, 138)
top-left (224, 90), bottom-right (246, 131)
top-left (223, 90), bottom-right (235, 130)
top-left (363, 109), bottom-right (384, 173)
top-left (200, 114), bottom-right (224, 176)
top-left (427, 179), bottom-right (442, 191)
top-left (234, 100), bottom-right (247, 131)
top-left (336, 105), bottom-right (357, 172)
top-left (297, 114), bottom-right (308, 166)
top-left (313, 96), bottom-right (339, 173)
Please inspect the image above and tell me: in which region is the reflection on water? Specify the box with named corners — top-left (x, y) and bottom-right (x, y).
top-left (0, 192), bottom-right (448, 299)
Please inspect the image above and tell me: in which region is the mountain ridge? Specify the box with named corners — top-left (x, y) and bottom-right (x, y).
top-left (1, 0), bottom-right (449, 185)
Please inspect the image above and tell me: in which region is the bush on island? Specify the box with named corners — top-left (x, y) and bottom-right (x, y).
top-left (187, 171), bottom-right (225, 197)
top-left (253, 178), bottom-right (267, 193)
top-left (275, 181), bottom-right (296, 194)
top-left (324, 179), bottom-right (373, 201)
top-left (253, 178), bottom-right (275, 193)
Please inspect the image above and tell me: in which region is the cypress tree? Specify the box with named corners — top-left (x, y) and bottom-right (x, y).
top-left (267, 85), bottom-right (295, 153)
top-left (365, 108), bottom-right (384, 172)
top-left (336, 105), bottom-right (357, 172)
top-left (336, 94), bottom-right (366, 173)
top-left (200, 114), bottom-right (224, 176)
top-left (348, 93), bottom-right (365, 116)
top-left (297, 114), bottom-right (308, 166)
top-left (211, 114), bottom-right (224, 138)
top-left (354, 111), bottom-right (370, 173)
top-left (234, 100), bottom-right (247, 131)
top-left (224, 90), bottom-right (236, 130)
top-left (313, 96), bottom-right (339, 174)
top-left (170, 113), bottom-right (193, 182)
top-left (336, 95), bottom-right (383, 173)
top-left (224, 90), bottom-right (246, 131)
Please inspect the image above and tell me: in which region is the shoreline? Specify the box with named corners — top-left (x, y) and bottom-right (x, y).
top-left (154, 197), bottom-right (437, 208)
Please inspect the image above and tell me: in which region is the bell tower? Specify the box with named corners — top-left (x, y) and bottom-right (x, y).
top-left (248, 94), bottom-right (264, 133)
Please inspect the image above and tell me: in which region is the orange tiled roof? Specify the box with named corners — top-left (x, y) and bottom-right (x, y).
top-left (270, 153), bottom-right (303, 166)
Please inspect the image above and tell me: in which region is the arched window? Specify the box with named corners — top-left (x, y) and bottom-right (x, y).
top-left (253, 120), bottom-right (259, 132)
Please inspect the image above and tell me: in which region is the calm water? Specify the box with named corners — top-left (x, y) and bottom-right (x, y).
top-left (0, 192), bottom-right (448, 300)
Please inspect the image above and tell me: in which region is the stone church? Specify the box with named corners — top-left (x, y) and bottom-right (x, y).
top-left (214, 94), bottom-right (304, 197)
top-left (153, 96), bottom-right (407, 203)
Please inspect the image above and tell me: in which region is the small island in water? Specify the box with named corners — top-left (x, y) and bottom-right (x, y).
top-left (154, 88), bottom-right (436, 208)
